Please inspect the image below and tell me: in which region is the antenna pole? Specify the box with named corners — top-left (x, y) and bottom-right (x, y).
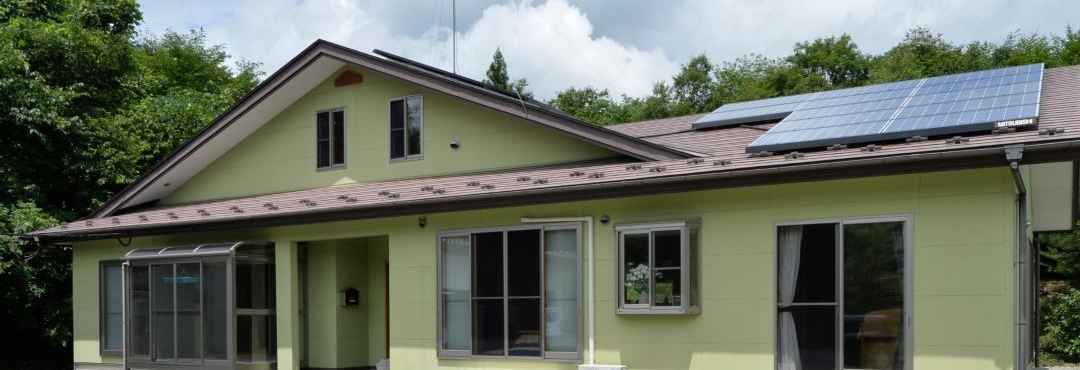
top-left (451, 0), bottom-right (457, 74)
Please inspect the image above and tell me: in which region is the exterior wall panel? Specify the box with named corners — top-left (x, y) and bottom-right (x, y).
top-left (72, 167), bottom-right (1018, 370)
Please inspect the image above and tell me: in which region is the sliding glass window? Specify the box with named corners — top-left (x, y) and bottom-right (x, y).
top-left (776, 218), bottom-right (909, 370)
top-left (438, 224), bottom-right (580, 360)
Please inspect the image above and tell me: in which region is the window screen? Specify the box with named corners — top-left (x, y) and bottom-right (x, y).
top-left (390, 96), bottom-right (422, 159)
top-left (316, 109), bottom-right (345, 169)
top-left (101, 262), bottom-right (123, 354)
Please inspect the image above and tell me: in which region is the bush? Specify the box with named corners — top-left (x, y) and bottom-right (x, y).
top-left (1043, 286), bottom-right (1080, 363)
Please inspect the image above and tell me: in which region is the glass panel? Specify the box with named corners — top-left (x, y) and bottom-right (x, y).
top-left (844, 222), bottom-right (905, 370)
top-left (389, 130), bottom-right (405, 159)
top-left (653, 268), bottom-right (681, 307)
top-left (176, 263), bottom-right (201, 359)
top-left (473, 232), bottom-right (503, 298)
top-left (317, 140), bottom-right (330, 168)
top-left (237, 262), bottom-right (274, 309)
top-left (102, 263), bottom-right (122, 352)
top-left (237, 315), bottom-right (276, 363)
top-left (130, 266), bottom-right (150, 356)
top-left (781, 306), bottom-right (838, 370)
top-left (622, 233), bottom-right (650, 305)
top-left (508, 299), bottom-right (541, 356)
top-left (473, 299), bottom-right (505, 356)
top-left (204, 261), bottom-right (228, 359)
top-left (406, 96), bottom-right (422, 156)
top-left (389, 100), bottom-right (405, 130)
top-left (544, 229), bottom-right (578, 353)
top-left (317, 111), bottom-right (330, 167)
top-left (441, 236), bottom-right (471, 351)
top-left (793, 223), bottom-right (837, 303)
top-left (152, 264), bottom-right (175, 360)
top-left (653, 230), bottom-right (681, 268)
top-left (507, 229), bottom-right (540, 297)
top-left (332, 111), bottom-right (345, 165)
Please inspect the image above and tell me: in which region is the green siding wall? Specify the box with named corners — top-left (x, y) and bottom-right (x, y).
top-left (72, 167), bottom-right (1019, 370)
top-left (161, 67), bottom-right (619, 205)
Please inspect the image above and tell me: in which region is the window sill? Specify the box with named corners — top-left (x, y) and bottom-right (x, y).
top-left (389, 156), bottom-right (423, 163)
top-left (437, 354), bottom-right (581, 363)
top-left (316, 164), bottom-right (347, 172)
top-left (616, 305), bottom-right (700, 316)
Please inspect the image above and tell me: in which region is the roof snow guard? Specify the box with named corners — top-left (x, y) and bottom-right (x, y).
top-left (693, 64), bottom-right (1044, 153)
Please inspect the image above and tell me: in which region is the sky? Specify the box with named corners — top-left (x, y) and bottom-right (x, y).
top-left (139, 0), bottom-right (1078, 100)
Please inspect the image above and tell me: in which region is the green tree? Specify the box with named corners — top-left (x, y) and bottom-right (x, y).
top-left (483, 47), bottom-right (532, 99)
top-left (548, 87), bottom-right (627, 125)
top-left (670, 54), bottom-right (718, 115)
top-left (788, 34), bottom-right (869, 88)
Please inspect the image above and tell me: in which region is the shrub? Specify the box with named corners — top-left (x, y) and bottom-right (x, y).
top-left (1043, 286), bottom-right (1080, 363)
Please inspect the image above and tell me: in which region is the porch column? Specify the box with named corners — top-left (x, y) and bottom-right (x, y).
top-left (275, 240), bottom-right (301, 370)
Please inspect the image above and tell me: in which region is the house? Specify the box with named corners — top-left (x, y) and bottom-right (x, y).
top-left (28, 39), bottom-right (1080, 370)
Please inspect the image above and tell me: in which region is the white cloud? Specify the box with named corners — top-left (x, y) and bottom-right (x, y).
top-left (138, 0), bottom-right (1079, 99)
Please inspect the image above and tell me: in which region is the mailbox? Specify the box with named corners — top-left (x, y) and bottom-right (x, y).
top-left (343, 287), bottom-right (360, 307)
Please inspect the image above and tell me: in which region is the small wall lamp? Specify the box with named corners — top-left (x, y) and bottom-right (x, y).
top-left (600, 214), bottom-right (610, 224)
top-left (418, 216), bottom-right (428, 228)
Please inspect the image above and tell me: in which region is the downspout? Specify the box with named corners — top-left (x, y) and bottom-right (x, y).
top-left (122, 260), bottom-right (129, 370)
top-left (520, 216), bottom-right (595, 365)
top-left (1006, 144), bottom-right (1031, 370)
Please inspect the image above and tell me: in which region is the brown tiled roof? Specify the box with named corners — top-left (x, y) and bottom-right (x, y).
top-left (28, 66), bottom-right (1080, 241)
top-left (607, 113), bottom-right (707, 137)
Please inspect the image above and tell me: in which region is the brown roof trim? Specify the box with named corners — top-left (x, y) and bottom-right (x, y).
top-left (31, 138), bottom-right (1080, 242)
top-left (92, 40), bottom-right (688, 218)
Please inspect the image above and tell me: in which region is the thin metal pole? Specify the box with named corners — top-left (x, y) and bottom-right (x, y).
top-left (451, 0), bottom-right (457, 74)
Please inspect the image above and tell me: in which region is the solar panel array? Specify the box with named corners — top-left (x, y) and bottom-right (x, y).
top-left (692, 64), bottom-right (1044, 153)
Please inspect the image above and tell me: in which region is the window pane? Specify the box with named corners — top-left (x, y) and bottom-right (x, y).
top-left (544, 229), bottom-right (578, 353)
top-left (130, 266), bottom-right (150, 356)
top-left (332, 111), bottom-right (345, 165)
top-left (317, 140), bottom-right (330, 168)
top-left (316, 112), bottom-right (330, 139)
top-left (389, 130), bottom-right (405, 159)
top-left (791, 223), bottom-right (837, 303)
top-left (204, 261), bottom-right (228, 359)
top-left (844, 222), bottom-right (905, 370)
top-left (152, 264), bottom-right (175, 360)
top-left (654, 230), bottom-right (681, 268)
top-left (441, 236), bottom-right (471, 351)
top-left (237, 315), bottom-right (276, 363)
top-left (654, 268), bottom-right (681, 307)
top-left (176, 264), bottom-right (201, 359)
top-left (237, 262), bottom-right (274, 309)
top-left (406, 96), bottom-right (422, 156)
top-left (508, 299), bottom-right (541, 356)
top-left (622, 233), bottom-right (650, 305)
top-left (508, 229), bottom-right (540, 297)
top-left (473, 299), bottom-right (505, 356)
top-left (473, 232), bottom-right (503, 298)
top-left (102, 263), bottom-right (122, 351)
top-left (779, 306), bottom-right (837, 370)
top-left (389, 100), bottom-right (404, 130)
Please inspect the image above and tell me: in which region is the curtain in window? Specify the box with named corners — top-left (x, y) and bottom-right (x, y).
top-left (778, 225), bottom-right (803, 370)
top-left (441, 235), bottom-right (471, 351)
top-left (544, 229), bottom-right (578, 353)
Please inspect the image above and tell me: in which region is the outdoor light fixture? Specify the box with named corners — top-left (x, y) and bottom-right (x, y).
top-left (418, 216), bottom-right (427, 228)
top-left (600, 214), bottom-right (610, 224)
top-left (450, 138), bottom-right (460, 150)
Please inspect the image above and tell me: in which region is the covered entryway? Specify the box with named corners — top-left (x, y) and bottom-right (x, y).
top-left (298, 236), bottom-right (389, 370)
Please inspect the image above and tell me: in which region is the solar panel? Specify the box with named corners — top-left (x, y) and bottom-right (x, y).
top-left (691, 93), bottom-right (814, 129)
top-left (743, 63), bottom-right (1043, 153)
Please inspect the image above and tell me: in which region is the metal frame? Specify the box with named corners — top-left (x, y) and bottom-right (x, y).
top-left (315, 107), bottom-right (347, 171)
top-left (121, 242), bottom-right (275, 370)
top-left (435, 222), bottom-right (583, 362)
top-left (614, 220), bottom-right (699, 315)
top-left (100, 260), bottom-right (124, 357)
top-left (388, 94), bottom-right (424, 162)
top-left (773, 214), bottom-right (914, 370)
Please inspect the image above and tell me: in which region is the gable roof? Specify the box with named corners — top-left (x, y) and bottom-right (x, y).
top-left (29, 65), bottom-right (1080, 242)
top-left (92, 40), bottom-right (690, 218)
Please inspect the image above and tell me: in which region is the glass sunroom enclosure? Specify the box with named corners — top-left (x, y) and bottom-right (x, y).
top-left (122, 242), bottom-right (277, 369)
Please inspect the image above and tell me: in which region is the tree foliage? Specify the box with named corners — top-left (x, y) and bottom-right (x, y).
top-left (483, 47), bottom-right (533, 99)
top-left (550, 25), bottom-right (1080, 126)
top-left (0, 1), bottom-right (261, 367)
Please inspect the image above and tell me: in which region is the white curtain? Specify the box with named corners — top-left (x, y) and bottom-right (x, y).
top-left (441, 235), bottom-right (471, 351)
top-left (778, 226), bottom-right (803, 370)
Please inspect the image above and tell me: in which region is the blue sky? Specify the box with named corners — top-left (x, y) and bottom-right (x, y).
top-left (138, 0), bottom-right (1078, 99)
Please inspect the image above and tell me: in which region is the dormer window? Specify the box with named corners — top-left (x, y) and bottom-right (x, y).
top-left (390, 95), bottom-right (422, 160)
top-left (316, 109), bottom-right (346, 169)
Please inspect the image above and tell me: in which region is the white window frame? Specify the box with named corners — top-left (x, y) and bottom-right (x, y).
top-left (615, 220), bottom-right (700, 315)
top-left (773, 214), bottom-right (914, 370)
top-left (389, 95), bottom-right (423, 161)
top-left (435, 223), bottom-right (583, 361)
top-left (315, 107), bottom-right (347, 170)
